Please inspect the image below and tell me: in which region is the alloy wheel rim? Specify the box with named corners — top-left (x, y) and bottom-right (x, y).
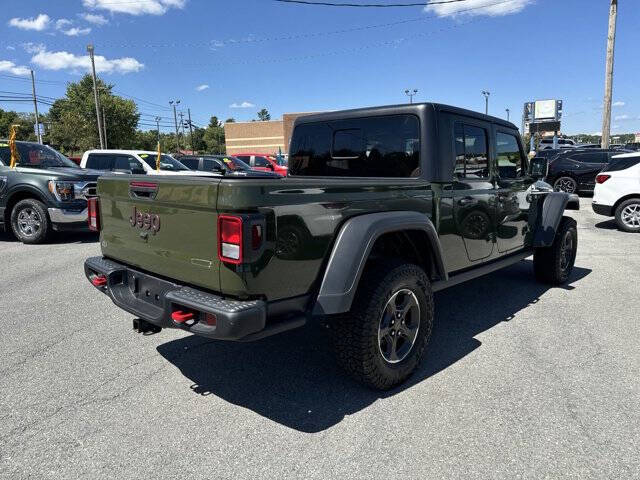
top-left (555, 178), bottom-right (576, 193)
top-left (377, 289), bottom-right (420, 364)
top-left (621, 203), bottom-right (640, 229)
top-left (17, 208), bottom-right (41, 237)
top-left (559, 231), bottom-right (574, 272)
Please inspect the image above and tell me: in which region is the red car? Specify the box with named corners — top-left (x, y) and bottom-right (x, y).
top-left (234, 153), bottom-right (287, 176)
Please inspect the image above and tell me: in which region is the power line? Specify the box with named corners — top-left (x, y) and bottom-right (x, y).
top-left (274, 0), bottom-right (471, 6)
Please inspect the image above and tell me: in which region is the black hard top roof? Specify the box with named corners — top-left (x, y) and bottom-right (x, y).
top-left (294, 102), bottom-right (518, 130)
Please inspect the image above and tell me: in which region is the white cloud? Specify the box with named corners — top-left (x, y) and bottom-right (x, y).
top-left (230, 101), bottom-right (255, 108)
top-left (0, 59), bottom-right (30, 76)
top-left (6, 46), bottom-right (16, 51)
top-left (425, 0), bottom-right (532, 17)
top-left (195, 84), bottom-right (209, 92)
top-left (55, 18), bottom-right (73, 29)
top-left (612, 101), bottom-right (625, 107)
top-left (82, 0), bottom-right (186, 16)
top-left (31, 48), bottom-right (144, 74)
top-left (62, 27), bottom-right (92, 36)
top-left (22, 42), bottom-right (46, 54)
top-left (8, 14), bottom-right (51, 31)
top-left (614, 114), bottom-right (630, 121)
top-left (79, 13), bottom-right (109, 25)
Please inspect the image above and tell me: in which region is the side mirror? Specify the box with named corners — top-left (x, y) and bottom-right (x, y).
top-left (267, 163), bottom-right (275, 171)
top-left (529, 157), bottom-right (549, 179)
top-left (131, 167), bottom-right (146, 175)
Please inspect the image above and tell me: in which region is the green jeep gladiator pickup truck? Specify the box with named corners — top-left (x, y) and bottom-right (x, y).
top-left (85, 103), bottom-right (579, 389)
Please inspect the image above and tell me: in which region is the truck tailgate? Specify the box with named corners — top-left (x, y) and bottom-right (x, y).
top-left (97, 176), bottom-right (222, 292)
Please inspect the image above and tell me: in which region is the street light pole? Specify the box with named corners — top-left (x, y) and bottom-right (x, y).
top-left (155, 117), bottom-right (162, 143)
top-left (482, 90), bottom-right (490, 115)
top-left (30, 70), bottom-right (42, 144)
top-left (87, 44), bottom-right (104, 149)
top-left (169, 100), bottom-right (180, 151)
top-left (505, 108), bottom-right (510, 122)
top-left (187, 108), bottom-right (194, 153)
top-left (404, 89), bottom-right (418, 104)
top-left (601, 0), bottom-right (618, 149)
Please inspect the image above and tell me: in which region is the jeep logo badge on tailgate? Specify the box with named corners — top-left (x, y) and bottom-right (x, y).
top-left (130, 206), bottom-right (161, 234)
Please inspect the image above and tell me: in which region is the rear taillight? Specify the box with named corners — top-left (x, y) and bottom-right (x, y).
top-left (88, 197), bottom-right (100, 231)
top-left (596, 174), bottom-right (611, 184)
top-left (218, 215), bottom-right (243, 264)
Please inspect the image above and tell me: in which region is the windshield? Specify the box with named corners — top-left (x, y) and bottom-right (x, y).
top-left (0, 142), bottom-right (78, 168)
top-left (138, 153), bottom-right (189, 171)
top-left (217, 156), bottom-right (251, 171)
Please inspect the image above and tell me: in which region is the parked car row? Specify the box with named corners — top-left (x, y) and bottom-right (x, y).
top-left (0, 140), bottom-right (286, 243)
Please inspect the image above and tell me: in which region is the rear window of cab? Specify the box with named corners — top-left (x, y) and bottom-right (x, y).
top-left (289, 114), bottom-right (421, 178)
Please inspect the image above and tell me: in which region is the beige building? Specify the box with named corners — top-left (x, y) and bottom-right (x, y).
top-left (224, 112), bottom-right (317, 155)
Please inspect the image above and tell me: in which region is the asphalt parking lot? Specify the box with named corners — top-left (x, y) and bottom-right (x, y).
top-left (0, 206), bottom-right (638, 479)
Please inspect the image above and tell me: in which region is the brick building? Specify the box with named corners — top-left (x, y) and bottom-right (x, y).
top-left (224, 112), bottom-right (317, 155)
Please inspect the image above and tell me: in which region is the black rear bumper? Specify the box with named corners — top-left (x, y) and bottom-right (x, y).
top-left (592, 203), bottom-right (613, 217)
top-left (84, 256), bottom-right (270, 340)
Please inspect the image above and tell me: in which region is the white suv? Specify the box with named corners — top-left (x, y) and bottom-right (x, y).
top-left (80, 150), bottom-right (219, 176)
top-left (592, 152), bottom-right (640, 232)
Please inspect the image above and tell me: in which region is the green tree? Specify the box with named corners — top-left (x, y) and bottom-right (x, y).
top-left (257, 108), bottom-right (270, 121)
top-left (0, 109), bottom-right (40, 142)
top-left (47, 74), bottom-right (139, 154)
top-left (203, 116), bottom-right (226, 153)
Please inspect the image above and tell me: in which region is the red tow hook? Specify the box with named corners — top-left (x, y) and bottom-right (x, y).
top-left (171, 311), bottom-right (195, 324)
top-left (91, 275), bottom-right (107, 287)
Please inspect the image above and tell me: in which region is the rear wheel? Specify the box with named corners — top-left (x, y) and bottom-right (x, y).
top-left (331, 260), bottom-right (433, 390)
top-left (553, 176), bottom-right (578, 194)
top-left (533, 216), bottom-right (577, 284)
top-left (614, 198), bottom-right (640, 233)
top-left (10, 199), bottom-right (51, 244)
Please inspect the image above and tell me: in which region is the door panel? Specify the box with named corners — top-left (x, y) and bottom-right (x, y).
top-left (453, 179), bottom-right (496, 261)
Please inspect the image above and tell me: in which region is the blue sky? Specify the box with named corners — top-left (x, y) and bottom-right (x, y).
top-left (1, 0), bottom-right (639, 135)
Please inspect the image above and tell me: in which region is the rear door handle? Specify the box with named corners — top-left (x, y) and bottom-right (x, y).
top-left (458, 197), bottom-right (474, 206)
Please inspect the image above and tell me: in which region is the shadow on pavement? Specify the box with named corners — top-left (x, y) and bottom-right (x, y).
top-left (594, 219), bottom-right (619, 231)
top-left (157, 260), bottom-right (591, 433)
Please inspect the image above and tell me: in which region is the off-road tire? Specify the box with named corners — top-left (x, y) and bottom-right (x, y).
top-left (331, 260), bottom-right (434, 390)
top-left (614, 198), bottom-right (640, 233)
top-left (10, 198), bottom-right (51, 244)
top-left (533, 216), bottom-right (577, 285)
top-left (553, 176), bottom-right (578, 194)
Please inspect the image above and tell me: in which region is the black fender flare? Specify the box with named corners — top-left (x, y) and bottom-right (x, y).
top-left (533, 192), bottom-right (579, 247)
top-left (312, 211), bottom-right (446, 316)
top-left (3, 185), bottom-right (50, 223)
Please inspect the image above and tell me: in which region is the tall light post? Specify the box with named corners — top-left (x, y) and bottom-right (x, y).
top-left (87, 44), bottom-right (104, 149)
top-left (155, 116), bottom-right (162, 143)
top-left (482, 90), bottom-right (490, 115)
top-left (404, 89), bottom-right (418, 104)
top-left (505, 108), bottom-right (510, 122)
top-left (601, 0), bottom-right (618, 149)
top-left (169, 100), bottom-right (180, 151)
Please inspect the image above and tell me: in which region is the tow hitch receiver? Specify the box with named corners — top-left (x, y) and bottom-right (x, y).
top-left (133, 318), bottom-right (162, 335)
top-left (171, 310), bottom-right (195, 324)
top-left (91, 274), bottom-right (107, 287)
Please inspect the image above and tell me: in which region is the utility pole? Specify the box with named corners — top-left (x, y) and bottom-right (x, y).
top-left (30, 70), bottom-right (42, 144)
top-left (102, 109), bottom-right (108, 149)
top-left (482, 90), bottom-right (490, 115)
top-left (505, 108), bottom-right (510, 122)
top-left (601, 0), bottom-right (618, 149)
top-left (187, 108), bottom-right (194, 153)
top-left (155, 116), bottom-right (162, 143)
top-left (404, 89), bottom-right (418, 104)
top-left (87, 44), bottom-right (104, 149)
top-left (169, 100), bottom-right (180, 151)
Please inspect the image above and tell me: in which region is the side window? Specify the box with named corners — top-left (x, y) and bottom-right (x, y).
top-left (203, 159), bottom-right (223, 171)
top-left (496, 131), bottom-right (524, 179)
top-left (289, 114), bottom-right (420, 177)
top-left (114, 155), bottom-right (141, 171)
top-left (87, 154), bottom-right (116, 170)
top-left (254, 156), bottom-right (269, 167)
top-left (235, 155), bottom-right (250, 163)
top-left (180, 157), bottom-right (200, 169)
top-left (454, 122), bottom-right (489, 179)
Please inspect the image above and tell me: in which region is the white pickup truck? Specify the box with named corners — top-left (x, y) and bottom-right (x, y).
top-left (80, 149), bottom-right (219, 176)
